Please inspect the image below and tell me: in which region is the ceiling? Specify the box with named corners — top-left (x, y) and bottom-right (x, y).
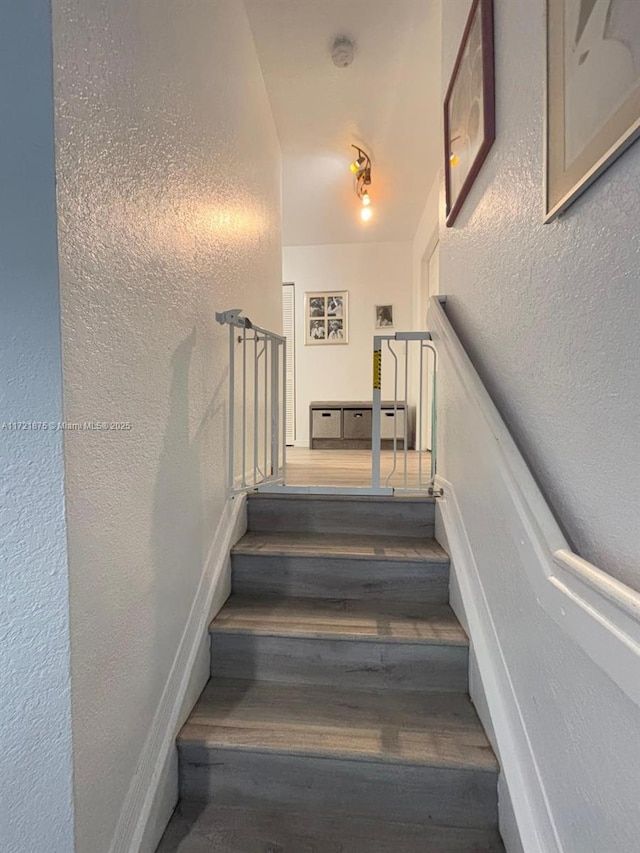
top-left (244, 0), bottom-right (442, 246)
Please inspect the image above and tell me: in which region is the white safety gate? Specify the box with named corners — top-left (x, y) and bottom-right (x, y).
top-left (372, 331), bottom-right (439, 495)
top-left (218, 308), bottom-right (438, 496)
top-left (216, 309), bottom-right (287, 495)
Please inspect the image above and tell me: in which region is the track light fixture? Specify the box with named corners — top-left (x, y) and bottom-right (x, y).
top-left (350, 145), bottom-right (373, 223)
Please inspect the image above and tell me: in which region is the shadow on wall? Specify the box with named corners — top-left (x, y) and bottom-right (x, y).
top-left (191, 343), bottom-right (229, 470)
top-left (150, 328), bottom-right (203, 701)
top-left (150, 321), bottom-right (235, 705)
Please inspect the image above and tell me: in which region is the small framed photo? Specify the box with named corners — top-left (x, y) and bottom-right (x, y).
top-left (305, 291), bottom-right (348, 345)
top-left (375, 305), bottom-right (394, 328)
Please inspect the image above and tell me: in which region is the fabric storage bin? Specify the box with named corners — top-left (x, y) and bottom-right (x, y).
top-left (343, 409), bottom-right (372, 440)
top-left (311, 409), bottom-right (341, 439)
top-left (380, 408), bottom-right (406, 440)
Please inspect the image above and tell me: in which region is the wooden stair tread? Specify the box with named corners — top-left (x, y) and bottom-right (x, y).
top-left (179, 678), bottom-right (498, 773)
top-left (209, 595), bottom-right (467, 645)
top-left (233, 531), bottom-right (449, 563)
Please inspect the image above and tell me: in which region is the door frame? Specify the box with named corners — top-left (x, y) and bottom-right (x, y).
top-left (282, 282), bottom-right (296, 446)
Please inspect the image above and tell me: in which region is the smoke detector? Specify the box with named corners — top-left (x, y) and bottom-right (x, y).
top-left (331, 37), bottom-right (355, 68)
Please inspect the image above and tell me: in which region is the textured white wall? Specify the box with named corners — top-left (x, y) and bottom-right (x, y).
top-left (436, 309), bottom-right (640, 853)
top-left (441, 0), bottom-right (640, 590)
top-left (51, 1), bottom-right (282, 850)
top-left (438, 1), bottom-right (640, 851)
top-left (0, 3), bottom-right (75, 852)
top-left (283, 242), bottom-right (413, 445)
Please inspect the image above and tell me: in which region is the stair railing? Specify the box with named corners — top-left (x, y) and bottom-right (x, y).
top-left (216, 309), bottom-right (286, 495)
top-left (372, 331), bottom-right (439, 494)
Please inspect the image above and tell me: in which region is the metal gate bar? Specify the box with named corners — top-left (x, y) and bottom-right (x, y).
top-left (217, 309), bottom-right (286, 495)
top-left (372, 331), bottom-right (438, 494)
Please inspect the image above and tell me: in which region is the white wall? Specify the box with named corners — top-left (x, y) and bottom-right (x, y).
top-left (412, 174), bottom-right (442, 332)
top-left (440, 0), bottom-right (640, 591)
top-left (436, 1), bottom-right (640, 851)
top-left (283, 242), bottom-right (413, 445)
top-left (410, 0), bottom-right (442, 334)
top-left (0, 4), bottom-right (75, 852)
top-left (432, 296), bottom-right (640, 853)
top-left (51, 1), bottom-right (282, 851)
top-left (410, 175), bottom-right (442, 448)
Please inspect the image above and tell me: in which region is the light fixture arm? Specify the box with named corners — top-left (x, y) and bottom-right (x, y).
top-left (351, 145), bottom-right (372, 199)
top-left (349, 144), bottom-right (374, 222)
top-left (351, 145), bottom-right (371, 174)
top-left (351, 144), bottom-right (369, 161)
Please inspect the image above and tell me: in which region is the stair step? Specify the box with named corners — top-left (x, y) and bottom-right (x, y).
top-left (210, 596), bottom-right (468, 691)
top-left (232, 532), bottom-right (450, 601)
top-left (247, 492), bottom-right (435, 538)
top-left (177, 679), bottom-right (498, 828)
top-left (233, 531), bottom-right (448, 563)
top-left (181, 678), bottom-right (493, 769)
top-left (211, 595), bottom-right (466, 643)
top-left (158, 802), bottom-right (506, 853)
top-left (158, 801), bottom-right (505, 853)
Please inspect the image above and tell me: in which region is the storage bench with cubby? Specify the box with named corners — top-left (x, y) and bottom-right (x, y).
top-left (309, 401), bottom-right (408, 450)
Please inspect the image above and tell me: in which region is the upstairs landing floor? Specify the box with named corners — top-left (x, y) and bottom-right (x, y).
top-left (285, 448), bottom-right (431, 490)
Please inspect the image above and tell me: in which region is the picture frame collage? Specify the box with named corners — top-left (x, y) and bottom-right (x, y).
top-left (305, 291), bottom-right (348, 345)
top-left (304, 293), bottom-right (396, 345)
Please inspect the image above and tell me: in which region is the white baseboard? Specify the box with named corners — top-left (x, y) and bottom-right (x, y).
top-left (437, 477), bottom-right (562, 853)
top-left (108, 493), bottom-right (248, 853)
top-left (498, 773), bottom-right (526, 853)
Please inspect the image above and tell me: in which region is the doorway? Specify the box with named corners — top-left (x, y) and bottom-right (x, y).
top-left (280, 273), bottom-right (435, 492)
top-left (282, 283), bottom-right (296, 446)
top-left (419, 238), bottom-right (439, 451)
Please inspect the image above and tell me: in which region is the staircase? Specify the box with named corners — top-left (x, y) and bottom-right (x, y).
top-left (158, 493), bottom-right (504, 852)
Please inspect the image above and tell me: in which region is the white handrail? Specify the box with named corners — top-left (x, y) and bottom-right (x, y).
top-left (429, 294), bottom-right (640, 708)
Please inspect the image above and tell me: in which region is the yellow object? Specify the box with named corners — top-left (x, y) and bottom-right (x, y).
top-left (350, 161), bottom-right (360, 174)
top-left (449, 153), bottom-right (459, 166)
top-left (373, 350), bottom-right (382, 390)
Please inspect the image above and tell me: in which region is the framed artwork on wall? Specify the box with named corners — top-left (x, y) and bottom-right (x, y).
top-left (375, 305), bottom-right (394, 328)
top-left (546, 0), bottom-right (640, 221)
top-left (444, 0), bottom-right (495, 227)
top-left (304, 291), bottom-right (348, 345)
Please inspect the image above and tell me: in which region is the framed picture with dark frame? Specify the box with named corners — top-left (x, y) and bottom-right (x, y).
top-left (444, 0), bottom-right (495, 227)
top-left (375, 305), bottom-right (394, 328)
top-left (545, 0), bottom-right (640, 221)
top-left (304, 291), bottom-right (348, 345)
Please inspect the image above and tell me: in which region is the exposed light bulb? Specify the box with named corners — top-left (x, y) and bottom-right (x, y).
top-left (449, 152), bottom-right (459, 167)
top-left (361, 191), bottom-right (371, 206)
top-left (360, 206), bottom-right (373, 222)
top-left (350, 161), bottom-right (360, 174)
